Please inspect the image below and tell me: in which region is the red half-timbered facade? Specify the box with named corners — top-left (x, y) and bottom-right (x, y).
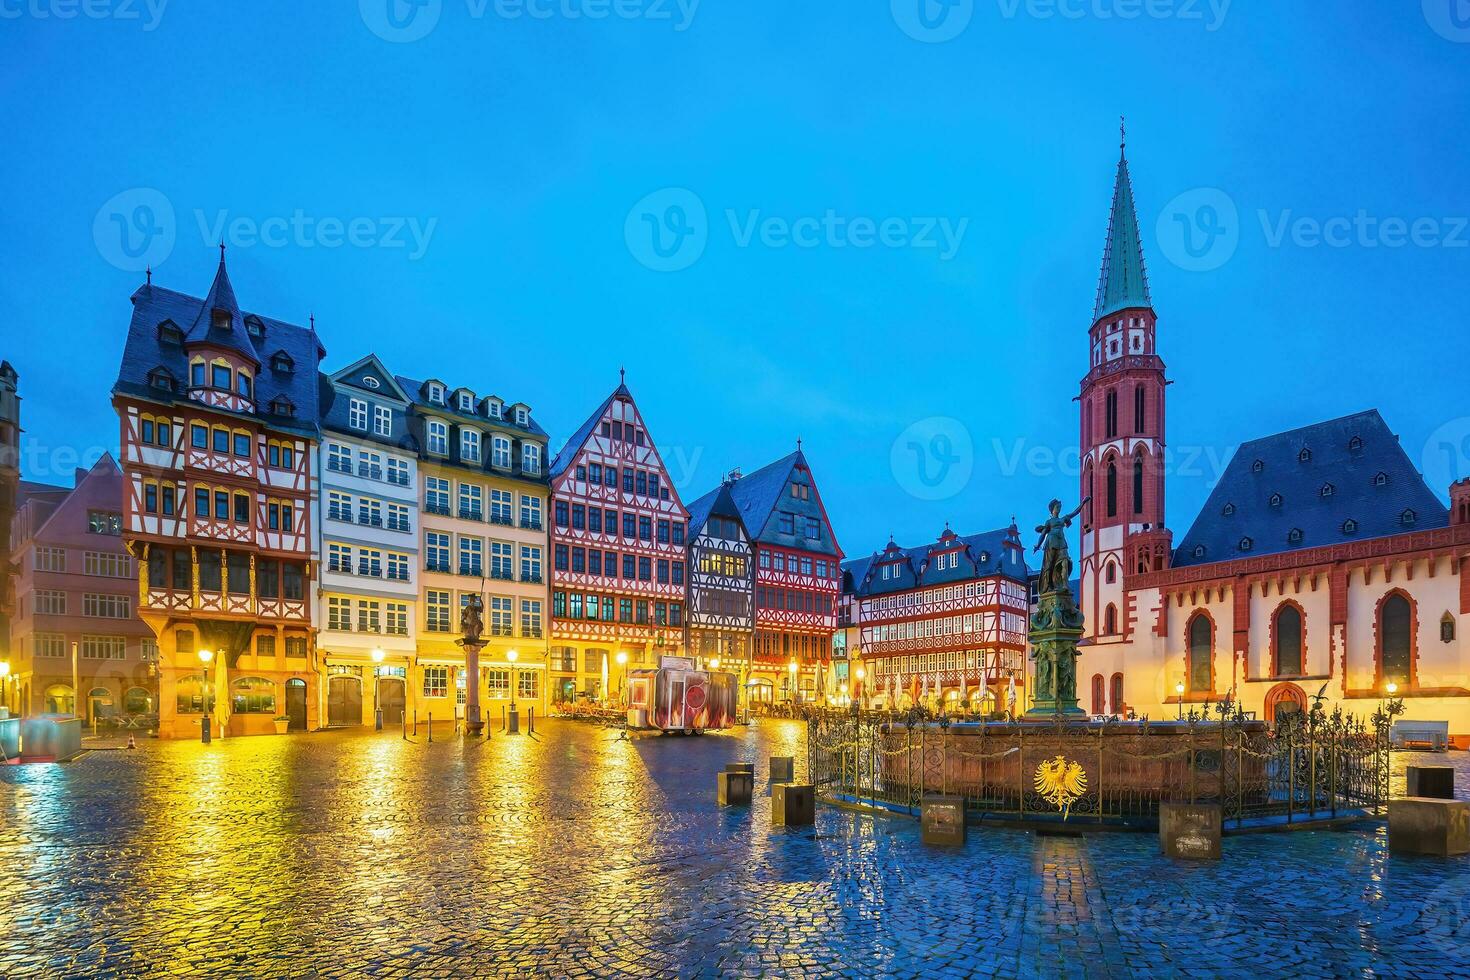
top-left (726, 449), bottom-right (842, 703)
top-left (844, 526), bottom-right (1030, 710)
top-left (547, 378), bottom-right (688, 700)
top-left (112, 254), bottom-right (324, 737)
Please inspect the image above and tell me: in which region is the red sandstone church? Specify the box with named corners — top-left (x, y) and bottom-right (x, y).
top-left (1075, 143), bottom-right (1470, 740)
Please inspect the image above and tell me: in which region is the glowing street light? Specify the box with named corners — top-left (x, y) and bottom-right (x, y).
top-left (1386, 681), bottom-right (1398, 695)
top-left (855, 665), bottom-right (866, 709)
top-left (1175, 680), bottom-right (1185, 721)
top-left (198, 650), bottom-right (215, 743)
top-left (371, 648), bottom-right (385, 664)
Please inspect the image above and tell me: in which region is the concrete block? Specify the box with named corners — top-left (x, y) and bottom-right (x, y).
top-left (921, 795), bottom-right (966, 846)
top-left (770, 756), bottom-right (795, 783)
top-left (717, 770), bottom-right (753, 807)
top-left (1407, 766), bottom-right (1455, 800)
top-left (1389, 798), bottom-right (1470, 856)
top-left (1159, 802), bottom-right (1222, 860)
top-left (772, 783), bottom-right (815, 826)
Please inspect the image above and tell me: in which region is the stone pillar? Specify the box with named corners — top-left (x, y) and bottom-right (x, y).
top-left (461, 640), bottom-right (484, 736)
top-left (1025, 589), bottom-right (1087, 718)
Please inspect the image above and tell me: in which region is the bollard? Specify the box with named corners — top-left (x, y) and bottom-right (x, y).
top-left (528, 707), bottom-right (535, 734)
top-left (772, 783), bottom-right (815, 826)
top-left (201, 715), bottom-right (212, 744)
top-left (375, 708), bottom-right (384, 732)
top-left (921, 796), bottom-right (966, 846)
top-left (413, 709), bottom-right (418, 736)
top-left (508, 706), bottom-right (520, 735)
top-left (771, 756), bottom-right (795, 784)
top-left (428, 711), bottom-right (433, 743)
top-left (717, 770), bottom-right (754, 806)
top-left (1407, 766), bottom-right (1455, 800)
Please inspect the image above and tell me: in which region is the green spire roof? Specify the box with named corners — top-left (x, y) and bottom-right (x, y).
top-left (1092, 149), bottom-right (1152, 323)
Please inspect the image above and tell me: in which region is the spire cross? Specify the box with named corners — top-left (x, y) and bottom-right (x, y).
top-left (619, 366), bottom-right (625, 384)
top-left (1119, 115), bottom-right (1127, 157)
top-left (219, 240), bottom-right (226, 261)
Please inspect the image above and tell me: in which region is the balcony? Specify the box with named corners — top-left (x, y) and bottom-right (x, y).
top-left (358, 464), bottom-right (383, 480)
top-left (327, 561), bottom-right (353, 574)
top-left (458, 508), bottom-right (483, 522)
top-left (425, 560), bottom-right (450, 573)
top-left (489, 568), bottom-right (515, 582)
top-left (489, 625), bottom-right (514, 637)
top-left (459, 564), bottom-right (483, 577)
top-left (386, 625), bottom-right (408, 636)
top-left (387, 569), bottom-right (410, 582)
top-left (522, 627), bottom-right (544, 639)
top-left (489, 513), bottom-right (514, 527)
top-left (521, 572), bottom-right (543, 585)
top-left (357, 564), bottom-right (382, 578)
top-left (387, 472), bottom-right (410, 487)
top-left (328, 508), bottom-right (352, 522)
top-left (387, 518), bottom-right (412, 533)
top-left (358, 514), bottom-right (383, 528)
top-left (327, 458), bottom-right (352, 474)
top-left (520, 518), bottom-right (543, 531)
top-left (425, 502), bottom-right (451, 517)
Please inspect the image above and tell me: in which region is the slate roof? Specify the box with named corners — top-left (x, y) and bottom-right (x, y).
top-left (548, 383), bottom-right (626, 479)
top-left (686, 481), bottom-right (745, 538)
top-left (1172, 409), bottom-right (1448, 567)
top-left (724, 449), bottom-right (842, 558)
top-left (845, 526), bottom-right (1030, 598)
top-left (185, 254), bottom-right (257, 359)
top-left (392, 375), bottom-right (549, 439)
top-left (113, 262), bottom-right (326, 437)
top-left (1093, 148), bottom-right (1152, 322)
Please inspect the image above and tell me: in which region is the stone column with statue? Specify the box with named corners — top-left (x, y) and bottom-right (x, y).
top-left (1026, 497), bottom-right (1089, 718)
top-left (457, 593), bottom-right (486, 736)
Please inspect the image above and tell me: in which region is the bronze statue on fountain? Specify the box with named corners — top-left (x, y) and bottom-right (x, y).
top-left (1026, 497), bottom-right (1089, 718)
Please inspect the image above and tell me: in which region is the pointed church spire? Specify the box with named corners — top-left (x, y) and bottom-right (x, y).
top-left (186, 248), bottom-right (256, 360)
top-left (1092, 126), bottom-right (1152, 323)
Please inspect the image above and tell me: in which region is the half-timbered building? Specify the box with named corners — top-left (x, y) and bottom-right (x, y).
top-left (725, 448), bottom-right (842, 704)
top-left (548, 377), bottom-right (688, 703)
top-left (844, 525), bottom-right (1030, 711)
top-left (684, 478), bottom-right (755, 684)
top-left (112, 253), bottom-right (323, 737)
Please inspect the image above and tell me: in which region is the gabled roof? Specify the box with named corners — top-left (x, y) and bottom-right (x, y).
top-left (113, 263), bottom-right (325, 436)
top-left (686, 481), bottom-right (747, 539)
top-left (1093, 146), bottom-right (1152, 322)
top-left (327, 354), bottom-right (413, 403)
top-left (846, 526), bottom-right (1030, 598)
top-left (725, 448), bottom-right (843, 558)
top-left (1172, 409), bottom-right (1448, 567)
top-left (185, 254), bottom-right (259, 363)
top-left (548, 382), bottom-right (627, 479)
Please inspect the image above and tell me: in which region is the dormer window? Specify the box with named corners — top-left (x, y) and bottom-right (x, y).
top-left (1238, 537), bottom-right (1253, 552)
top-left (1401, 509), bottom-right (1417, 526)
top-left (211, 363), bottom-right (232, 389)
top-left (1287, 528), bottom-right (1304, 544)
top-left (515, 407), bottom-right (528, 426)
top-left (487, 400), bottom-right (502, 419)
top-left (190, 361), bottom-right (205, 387)
top-left (269, 396), bottom-right (296, 417)
top-left (236, 371), bottom-right (253, 399)
top-left (428, 384), bottom-right (445, 405)
top-left (1342, 519), bottom-right (1358, 534)
top-left (1299, 448), bottom-right (1312, 463)
top-left (1320, 483), bottom-right (1335, 498)
top-left (1222, 503), bottom-right (1235, 516)
top-left (1251, 459), bottom-right (1264, 473)
top-left (1193, 545), bottom-right (1207, 559)
top-left (457, 391), bottom-right (473, 413)
top-left (1269, 493), bottom-right (1283, 508)
top-left (1348, 435), bottom-right (1363, 452)
top-left (270, 351), bottom-right (294, 374)
top-left (212, 309), bottom-right (231, 333)
top-left (148, 367), bottom-right (176, 392)
top-left (244, 315), bottom-right (265, 339)
top-left (978, 551), bottom-right (991, 564)
top-left (157, 320), bottom-right (183, 345)
top-left (1374, 472), bottom-right (1389, 487)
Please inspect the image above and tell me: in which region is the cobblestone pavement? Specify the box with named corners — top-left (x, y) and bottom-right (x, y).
top-left (2, 720), bottom-right (1469, 978)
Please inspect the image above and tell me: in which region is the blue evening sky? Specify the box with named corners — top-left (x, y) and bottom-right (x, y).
top-left (4, 1), bottom-right (1468, 561)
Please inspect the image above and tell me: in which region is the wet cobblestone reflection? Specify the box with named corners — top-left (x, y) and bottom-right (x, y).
top-left (2, 721), bottom-right (1468, 977)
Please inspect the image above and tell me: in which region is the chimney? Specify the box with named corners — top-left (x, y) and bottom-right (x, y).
top-left (1452, 478), bottom-right (1470, 526)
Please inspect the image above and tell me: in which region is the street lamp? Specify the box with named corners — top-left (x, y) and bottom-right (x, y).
top-left (788, 659), bottom-right (798, 705)
top-left (506, 649), bottom-right (521, 734)
top-left (371, 649), bottom-right (385, 730)
top-left (615, 650), bottom-right (628, 703)
top-left (1175, 680), bottom-right (1185, 721)
top-left (855, 665), bottom-right (866, 710)
top-left (1386, 681), bottom-right (1398, 695)
top-left (198, 649), bottom-right (215, 742)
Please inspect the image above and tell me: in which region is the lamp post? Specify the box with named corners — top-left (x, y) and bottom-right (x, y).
top-left (1175, 680), bottom-right (1185, 721)
top-left (855, 665), bottom-right (866, 710)
top-left (198, 649), bottom-right (215, 743)
top-left (507, 649), bottom-right (520, 734)
top-left (0, 660), bottom-right (10, 717)
top-left (371, 648), bottom-right (385, 731)
top-left (788, 659), bottom-right (798, 705)
top-left (615, 650), bottom-right (628, 705)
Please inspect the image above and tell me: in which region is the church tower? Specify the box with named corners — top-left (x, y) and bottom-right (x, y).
top-left (1078, 131), bottom-right (1170, 645)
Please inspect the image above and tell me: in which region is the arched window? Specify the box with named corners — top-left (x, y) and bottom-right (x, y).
top-left (1110, 673), bottom-right (1124, 715)
top-left (1105, 389), bottom-right (1118, 438)
top-left (1443, 614), bottom-right (1457, 644)
top-left (1082, 461), bottom-right (1094, 524)
top-left (1091, 674), bottom-right (1105, 715)
top-left (124, 687), bottom-right (152, 714)
top-left (231, 677), bottom-right (277, 714)
top-left (44, 684), bottom-right (76, 715)
top-left (1273, 604), bottom-right (1304, 677)
top-left (175, 673), bottom-right (214, 714)
top-left (1132, 453), bottom-right (1144, 515)
top-left (1187, 613), bottom-right (1213, 693)
top-left (1378, 592), bottom-right (1414, 689)
top-left (1133, 385), bottom-right (1145, 434)
top-left (1105, 561), bottom-right (1117, 584)
top-left (1105, 604), bottom-right (1118, 635)
top-left (1106, 460), bottom-right (1118, 517)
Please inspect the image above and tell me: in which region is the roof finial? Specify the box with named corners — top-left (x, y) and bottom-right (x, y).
top-left (310, 312), bottom-right (315, 330)
top-left (1119, 114), bottom-right (1126, 158)
top-left (619, 366), bottom-right (626, 384)
top-left (219, 240), bottom-right (226, 262)
top-left (797, 436), bottom-right (803, 452)
top-left (145, 265), bottom-right (152, 286)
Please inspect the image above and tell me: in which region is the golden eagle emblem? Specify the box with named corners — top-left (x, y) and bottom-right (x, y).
top-left (1034, 755), bottom-right (1087, 819)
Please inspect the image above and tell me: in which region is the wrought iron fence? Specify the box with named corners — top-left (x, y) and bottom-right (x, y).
top-left (805, 699), bottom-right (1399, 830)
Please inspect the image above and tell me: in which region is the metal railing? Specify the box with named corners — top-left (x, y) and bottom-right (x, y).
top-left (806, 700), bottom-right (1396, 830)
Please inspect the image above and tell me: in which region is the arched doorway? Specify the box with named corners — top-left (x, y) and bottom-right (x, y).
top-left (1264, 682), bottom-right (1307, 725)
top-left (87, 687), bottom-right (113, 725)
top-left (327, 676), bottom-right (362, 727)
top-left (1090, 674), bottom-right (1105, 714)
top-left (285, 678), bottom-right (308, 731)
top-left (377, 677), bottom-right (406, 726)
top-left (44, 684), bottom-right (75, 715)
